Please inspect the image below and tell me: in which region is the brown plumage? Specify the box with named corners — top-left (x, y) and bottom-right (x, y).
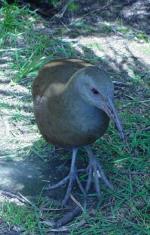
top-left (32, 59), bottom-right (124, 205)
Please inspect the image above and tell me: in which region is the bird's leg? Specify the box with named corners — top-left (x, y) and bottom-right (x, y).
top-left (46, 148), bottom-right (86, 206)
top-left (85, 146), bottom-right (113, 197)
top-left (62, 148), bottom-right (87, 206)
top-left (62, 148), bottom-right (78, 206)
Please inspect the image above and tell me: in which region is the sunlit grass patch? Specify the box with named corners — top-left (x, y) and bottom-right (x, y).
top-left (0, 200), bottom-right (39, 233)
top-left (0, 1), bottom-right (50, 83)
top-left (0, 0), bottom-right (36, 33)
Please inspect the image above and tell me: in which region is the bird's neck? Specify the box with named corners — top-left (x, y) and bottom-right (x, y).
top-left (61, 77), bottom-right (82, 106)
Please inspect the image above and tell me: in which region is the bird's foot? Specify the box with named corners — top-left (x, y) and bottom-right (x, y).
top-left (46, 148), bottom-right (86, 206)
top-left (85, 146), bottom-right (113, 197)
top-left (47, 169), bottom-right (86, 207)
top-left (62, 167), bottom-right (86, 206)
top-left (46, 146), bottom-right (113, 206)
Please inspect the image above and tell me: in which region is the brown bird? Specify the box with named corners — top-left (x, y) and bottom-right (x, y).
top-left (32, 59), bottom-right (125, 206)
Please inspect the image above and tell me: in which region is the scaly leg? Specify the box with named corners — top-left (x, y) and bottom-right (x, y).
top-left (47, 146), bottom-right (113, 205)
top-left (47, 148), bottom-right (86, 206)
top-left (85, 146), bottom-right (113, 197)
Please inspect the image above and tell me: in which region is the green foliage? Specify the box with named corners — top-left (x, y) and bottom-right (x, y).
top-left (0, 1), bottom-right (50, 82)
top-left (0, 201), bottom-right (40, 233)
top-left (135, 32), bottom-right (149, 42)
top-left (47, 0), bottom-right (79, 11)
top-left (48, 0), bottom-right (60, 7)
top-left (1, 1), bottom-right (32, 33)
top-left (68, 2), bottom-right (79, 12)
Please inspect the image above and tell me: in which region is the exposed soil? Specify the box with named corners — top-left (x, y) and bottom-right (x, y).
top-left (4, 0), bottom-right (150, 34)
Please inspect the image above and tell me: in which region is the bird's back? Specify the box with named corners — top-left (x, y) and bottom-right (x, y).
top-left (32, 59), bottom-right (91, 99)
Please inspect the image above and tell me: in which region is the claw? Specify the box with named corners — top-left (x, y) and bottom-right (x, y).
top-left (85, 145), bottom-right (113, 198)
top-left (47, 146), bottom-right (113, 206)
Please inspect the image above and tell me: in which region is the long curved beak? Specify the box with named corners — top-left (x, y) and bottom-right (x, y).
top-left (103, 98), bottom-right (125, 141)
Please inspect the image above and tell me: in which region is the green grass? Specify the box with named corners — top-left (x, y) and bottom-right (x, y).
top-left (0, 1), bottom-right (51, 83)
top-left (0, 1), bottom-right (150, 235)
top-left (0, 201), bottom-right (40, 233)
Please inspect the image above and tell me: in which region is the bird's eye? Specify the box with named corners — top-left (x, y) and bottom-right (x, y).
top-left (91, 88), bottom-right (99, 95)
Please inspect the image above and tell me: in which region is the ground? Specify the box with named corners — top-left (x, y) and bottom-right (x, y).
top-left (0, 1), bottom-right (149, 234)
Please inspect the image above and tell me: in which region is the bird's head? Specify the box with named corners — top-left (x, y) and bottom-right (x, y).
top-left (74, 66), bottom-right (125, 141)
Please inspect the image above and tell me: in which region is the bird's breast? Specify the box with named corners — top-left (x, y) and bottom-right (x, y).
top-left (34, 94), bottom-right (110, 147)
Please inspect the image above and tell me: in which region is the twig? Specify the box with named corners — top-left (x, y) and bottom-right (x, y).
top-left (78, 0), bottom-right (113, 20)
top-left (48, 226), bottom-right (69, 232)
top-left (123, 99), bottom-right (150, 108)
top-left (54, 206), bottom-right (82, 228)
top-left (124, 94), bottom-right (134, 100)
top-left (120, 170), bottom-right (150, 176)
top-left (70, 194), bottom-right (84, 211)
top-left (18, 193), bottom-right (34, 206)
top-left (52, 0), bottom-right (74, 19)
top-left (113, 81), bottom-right (130, 87)
top-left (141, 126), bottom-right (150, 132)
top-left (0, 190), bottom-right (26, 204)
top-left (41, 207), bottom-right (69, 212)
